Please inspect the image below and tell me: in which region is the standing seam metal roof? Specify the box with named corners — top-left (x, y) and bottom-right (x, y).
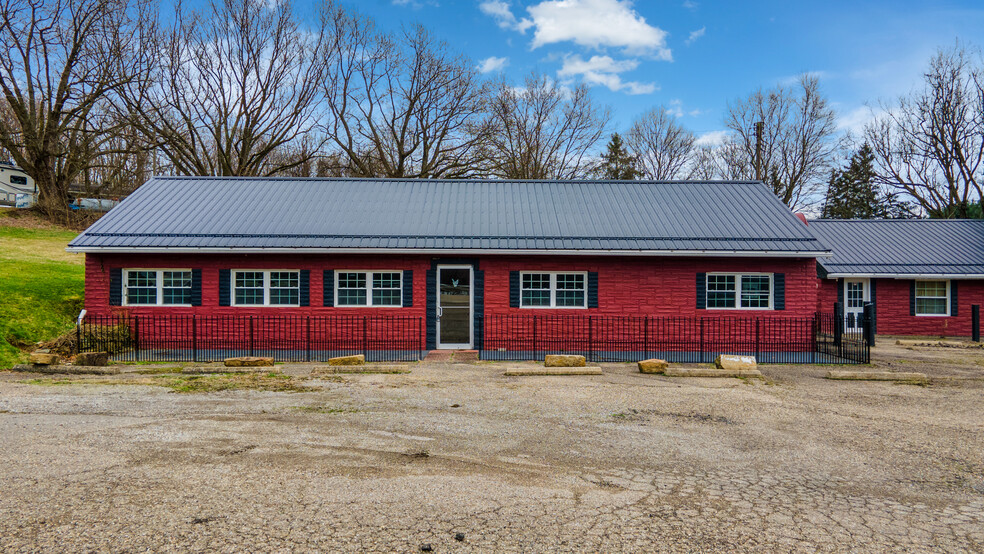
top-left (68, 177), bottom-right (827, 254)
top-left (809, 219), bottom-right (984, 276)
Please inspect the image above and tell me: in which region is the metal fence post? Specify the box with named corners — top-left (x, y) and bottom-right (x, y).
top-left (133, 316), bottom-right (140, 362)
top-left (972, 305), bottom-right (980, 343)
top-left (192, 316), bottom-right (198, 362)
top-left (699, 318), bottom-right (705, 364)
top-left (643, 316), bottom-right (649, 359)
top-left (306, 316), bottom-right (311, 362)
top-left (755, 318), bottom-right (760, 360)
top-left (75, 323), bottom-right (81, 355)
top-left (862, 303), bottom-right (875, 347)
top-left (362, 316), bottom-right (368, 360)
top-left (248, 316), bottom-right (254, 357)
top-left (532, 315), bottom-right (537, 360)
top-left (588, 316), bottom-right (593, 362)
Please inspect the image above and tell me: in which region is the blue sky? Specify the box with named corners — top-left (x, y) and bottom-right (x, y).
top-left (325, 0), bottom-right (984, 145)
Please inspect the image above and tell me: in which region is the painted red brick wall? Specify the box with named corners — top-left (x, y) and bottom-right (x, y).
top-left (84, 253), bottom-right (819, 317)
top-left (816, 277), bottom-right (983, 337)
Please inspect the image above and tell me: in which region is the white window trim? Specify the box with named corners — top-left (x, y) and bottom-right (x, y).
top-left (335, 270), bottom-right (404, 308)
top-left (705, 272), bottom-right (774, 311)
top-left (231, 269), bottom-right (301, 307)
top-left (123, 268), bottom-right (193, 307)
top-left (914, 279), bottom-right (950, 317)
top-left (519, 271), bottom-right (588, 309)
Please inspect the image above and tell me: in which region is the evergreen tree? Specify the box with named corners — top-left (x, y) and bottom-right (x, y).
top-left (595, 133), bottom-right (641, 180)
top-left (821, 144), bottom-right (913, 218)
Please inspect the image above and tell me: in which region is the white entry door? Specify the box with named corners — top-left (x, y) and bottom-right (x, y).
top-left (436, 265), bottom-right (473, 349)
top-left (844, 278), bottom-right (870, 330)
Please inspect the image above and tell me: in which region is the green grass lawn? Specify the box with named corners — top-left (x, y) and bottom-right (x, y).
top-left (0, 211), bottom-right (84, 368)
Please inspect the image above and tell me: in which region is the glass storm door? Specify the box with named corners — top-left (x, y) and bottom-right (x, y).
top-left (844, 278), bottom-right (869, 329)
top-left (437, 266), bottom-right (473, 349)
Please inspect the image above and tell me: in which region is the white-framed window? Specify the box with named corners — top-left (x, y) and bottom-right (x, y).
top-left (232, 270), bottom-right (300, 306)
top-left (520, 272), bottom-right (587, 308)
top-left (336, 271), bottom-right (403, 307)
top-left (124, 269), bottom-right (193, 306)
top-left (705, 273), bottom-right (773, 310)
top-left (915, 280), bottom-right (949, 316)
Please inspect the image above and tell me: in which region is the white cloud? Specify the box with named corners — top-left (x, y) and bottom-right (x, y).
top-left (695, 130), bottom-right (729, 147)
top-left (478, 56), bottom-right (510, 73)
top-left (392, 0), bottom-right (438, 7)
top-left (479, 1), bottom-right (533, 32)
top-left (836, 105), bottom-right (883, 135)
top-left (557, 54), bottom-right (657, 95)
top-left (668, 99), bottom-right (684, 117)
top-left (685, 27), bottom-right (705, 46)
top-left (682, 0), bottom-right (698, 10)
top-left (526, 0), bottom-right (671, 59)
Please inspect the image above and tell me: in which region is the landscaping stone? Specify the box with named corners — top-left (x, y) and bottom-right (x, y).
top-left (75, 352), bottom-right (109, 366)
top-left (29, 352), bottom-right (59, 366)
top-left (504, 366), bottom-right (602, 376)
top-left (825, 370), bottom-right (927, 381)
top-left (664, 367), bottom-right (762, 378)
top-left (544, 354), bottom-right (586, 367)
top-left (638, 358), bottom-right (668, 374)
top-left (896, 339), bottom-right (982, 349)
top-left (327, 354), bottom-right (365, 366)
top-left (183, 366), bottom-right (277, 374)
top-left (11, 364), bottom-right (120, 375)
top-left (715, 354), bottom-right (757, 371)
top-left (311, 364), bottom-right (410, 375)
top-left (223, 356), bottom-right (274, 367)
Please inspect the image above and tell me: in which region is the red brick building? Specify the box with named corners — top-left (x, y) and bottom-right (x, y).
top-left (69, 177), bottom-right (830, 358)
top-left (811, 219), bottom-right (984, 338)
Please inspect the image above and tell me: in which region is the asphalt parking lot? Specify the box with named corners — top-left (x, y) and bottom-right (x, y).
top-left (1, 342), bottom-right (982, 552)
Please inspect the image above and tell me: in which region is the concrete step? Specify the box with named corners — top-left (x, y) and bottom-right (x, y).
top-left (504, 366), bottom-right (603, 376)
top-left (312, 364), bottom-right (411, 375)
top-left (826, 370), bottom-right (926, 381)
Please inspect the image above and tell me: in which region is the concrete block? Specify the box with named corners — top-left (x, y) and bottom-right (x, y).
top-left (825, 371), bottom-right (927, 381)
top-left (312, 364), bottom-right (410, 375)
top-left (544, 354), bottom-right (586, 367)
top-left (223, 356), bottom-right (274, 367)
top-left (453, 350), bottom-right (479, 363)
top-left (504, 366), bottom-right (602, 376)
top-left (664, 367), bottom-right (762, 378)
top-left (638, 359), bottom-right (668, 374)
top-left (327, 354), bottom-right (366, 366)
top-left (715, 354), bottom-right (757, 371)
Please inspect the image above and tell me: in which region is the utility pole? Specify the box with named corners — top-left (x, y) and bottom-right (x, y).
top-left (754, 121), bottom-right (764, 181)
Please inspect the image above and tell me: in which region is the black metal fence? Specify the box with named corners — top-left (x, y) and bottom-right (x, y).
top-left (480, 312), bottom-right (869, 364)
top-left (77, 315), bottom-right (424, 363)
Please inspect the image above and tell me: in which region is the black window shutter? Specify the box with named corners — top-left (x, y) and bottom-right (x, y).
top-left (773, 273), bottom-right (785, 310)
top-left (299, 270), bottom-right (310, 306)
top-left (109, 268), bottom-right (123, 306)
top-left (323, 270), bottom-right (334, 307)
top-left (836, 278), bottom-right (844, 305)
top-left (402, 270), bottom-right (413, 307)
top-left (587, 271), bottom-right (599, 308)
top-left (695, 273), bottom-right (706, 309)
top-left (219, 269), bottom-right (231, 306)
top-left (509, 271), bottom-right (520, 308)
top-left (191, 269), bottom-right (202, 306)
top-left (950, 281), bottom-right (958, 317)
top-left (425, 269), bottom-right (437, 349)
top-left (909, 281), bottom-right (916, 316)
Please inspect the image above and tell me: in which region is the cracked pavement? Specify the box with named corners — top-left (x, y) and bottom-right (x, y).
top-left (1, 343), bottom-right (982, 552)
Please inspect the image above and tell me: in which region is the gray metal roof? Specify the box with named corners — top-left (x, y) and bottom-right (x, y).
top-left (810, 219), bottom-right (984, 277)
top-left (68, 177), bottom-right (827, 255)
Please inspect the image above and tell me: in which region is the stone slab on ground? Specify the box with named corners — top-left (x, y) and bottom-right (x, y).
top-left (896, 339), bottom-right (982, 349)
top-left (28, 352), bottom-right (59, 366)
top-left (10, 364), bottom-right (121, 375)
top-left (311, 364), bottom-right (410, 375)
top-left (74, 352), bottom-right (109, 366)
top-left (544, 354), bottom-right (586, 367)
top-left (224, 357), bottom-right (274, 367)
top-left (664, 367), bottom-right (763, 378)
top-left (638, 359), bottom-right (668, 374)
top-left (504, 366), bottom-right (602, 376)
top-left (826, 370), bottom-right (927, 381)
top-left (182, 366), bottom-right (279, 374)
top-left (715, 355), bottom-right (757, 371)
top-left (327, 354), bottom-right (366, 366)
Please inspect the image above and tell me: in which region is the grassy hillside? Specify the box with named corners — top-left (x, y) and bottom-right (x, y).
top-left (0, 210), bottom-right (84, 368)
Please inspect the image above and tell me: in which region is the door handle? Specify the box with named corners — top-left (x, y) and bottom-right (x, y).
top-left (437, 307), bottom-right (443, 318)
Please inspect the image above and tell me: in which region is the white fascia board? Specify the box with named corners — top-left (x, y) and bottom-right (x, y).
top-left (66, 246), bottom-right (832, 258)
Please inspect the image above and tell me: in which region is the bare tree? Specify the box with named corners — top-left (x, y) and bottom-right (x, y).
top-left (722, 75), bottom-right (840, 209)
top-left (483, 73), bottom-right (611, 180)
top-left (865, 44), bottom-right (983, 218)
top-left (321, 9), bottom-right (489, 178)
top-left (0, 0), bottom-right (154, 218)
top-left (625, 106), bottom-right (698, 180)
top-left (124, 0), bottom-right (328, 177)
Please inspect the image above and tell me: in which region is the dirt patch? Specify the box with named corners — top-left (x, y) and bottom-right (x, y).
top-left (18, 372), bottom-right (316, 393)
